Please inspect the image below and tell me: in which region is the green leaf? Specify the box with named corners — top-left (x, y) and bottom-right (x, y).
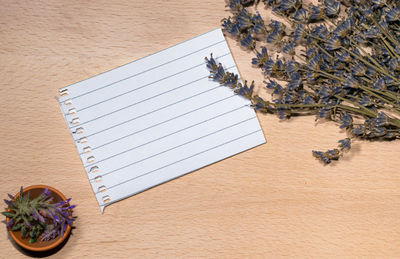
top-left (29, 236), bottom-right (37, 244)
top-left (21, 226), bottom-right (26, 237)
top-left (7, 204), bottom-right (16, 210)
top-left (21, 215), bottom-right (29, 224)
top-left (29, 229), bottom-right (39, 243)
top-left (11, 223), bottom-right (21, 231)
top-left (38, 224), bottom-right (44, 231)
top-left (1, 211), bottom-right (14, 218)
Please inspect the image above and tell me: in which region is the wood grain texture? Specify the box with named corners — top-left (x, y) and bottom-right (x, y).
top-left (1, 0), bottom-right (400, 258)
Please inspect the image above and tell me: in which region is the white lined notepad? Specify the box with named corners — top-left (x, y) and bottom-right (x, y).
top-left (58, 28), bottom-right (266, 212)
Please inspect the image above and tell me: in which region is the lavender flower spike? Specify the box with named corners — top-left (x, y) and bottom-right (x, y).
top-left (42, 187), bottom-right (50, 197)
top-left (6, 218), bottom-right (13, 228)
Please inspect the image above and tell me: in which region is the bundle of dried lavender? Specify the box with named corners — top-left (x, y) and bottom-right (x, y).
top-left (206, 0), bottom-right (400, 163)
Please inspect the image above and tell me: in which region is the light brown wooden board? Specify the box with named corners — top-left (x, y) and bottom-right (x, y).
top-left (1, 1), bottom-right (400, 258)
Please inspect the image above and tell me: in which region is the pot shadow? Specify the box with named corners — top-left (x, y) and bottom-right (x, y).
top-left (7, 226), bottom-right (75, 258)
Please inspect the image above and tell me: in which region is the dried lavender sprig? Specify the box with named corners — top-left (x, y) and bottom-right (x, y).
top-left (205, 54), bottom-right (379, 119)
top-left (312, 138), bottom-right (351, 164)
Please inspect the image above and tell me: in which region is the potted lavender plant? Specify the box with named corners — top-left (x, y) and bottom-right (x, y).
top-left (2, 185), bottom-right (75, 252)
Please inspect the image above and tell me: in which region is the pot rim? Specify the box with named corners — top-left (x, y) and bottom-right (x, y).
top-left (5, 185), bottom-right (72, 252)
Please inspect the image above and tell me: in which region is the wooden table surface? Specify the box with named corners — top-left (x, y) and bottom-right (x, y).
top-left (1, 1), bottom-right (400, 258)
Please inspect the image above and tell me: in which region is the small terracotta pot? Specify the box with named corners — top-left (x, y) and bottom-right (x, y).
top-left (5, 185), bottom-right (72, 252)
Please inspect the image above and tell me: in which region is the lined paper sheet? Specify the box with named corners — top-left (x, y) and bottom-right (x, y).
top-left (58, 28), bottom-right (266, 212)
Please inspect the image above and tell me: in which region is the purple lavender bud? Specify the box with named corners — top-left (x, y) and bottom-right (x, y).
top-left (7, 194), bottom-right (14, 200)
top-left (40, 227), bottom-right (58, 241)
top-left (51, 229), bottom-right (58, 239)
top-left (55, 208), bottom-right (66, 217)
top-left (46, 209), bottom-right (54, 220)
top-left (31, 209), bottom-right (38, 220)
top-left (66, 205), bottom-right (76, 210)
top-left (19, 186), bottom-right (23, 198)
top-left (4, 199), bottom-right (11, 206)
top-left (6, 218), bottom-right (13, 228)
top-left (55, 201), bottom-right (64, 207)
top-left (42, 187), bottom-right (50, 197)
top-left (45, 197), bottom-right (54, 203)
top-left (37, 212), bottom-right (45, 223)
top-left (49, 211), bottom-right (60, 223)
top-left (60, 211), bottom-right (70, 219)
